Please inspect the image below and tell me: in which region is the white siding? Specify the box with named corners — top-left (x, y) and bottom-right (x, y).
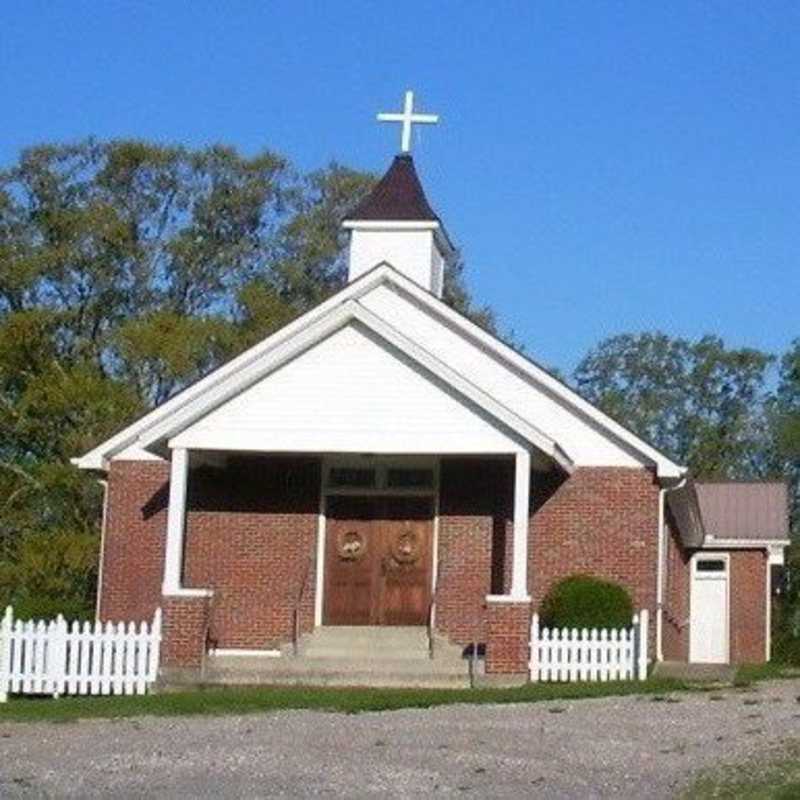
top-left (359, 283), bottom-right (647, 468)
top-left (171, 322), bottom-right (521, 455)
top-left (349, 229), bottom-right (439, 293)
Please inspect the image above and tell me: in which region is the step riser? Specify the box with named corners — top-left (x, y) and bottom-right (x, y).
top-left (201, 671), bottom-right (470, 690)
top-left (208, 657), bottom-right (468, 673)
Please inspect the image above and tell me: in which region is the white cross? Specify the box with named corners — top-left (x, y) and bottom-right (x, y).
top-left (377, 90), bottom-right (439, 153)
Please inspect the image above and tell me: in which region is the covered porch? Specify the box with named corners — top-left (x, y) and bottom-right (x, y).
top-left (158, 447), bottom-right (563, 682)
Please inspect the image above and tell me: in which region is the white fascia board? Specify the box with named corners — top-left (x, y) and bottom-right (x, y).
top-left (352, 303), bottom-right (572, 471)
top-left (702, 537), bottom-right (791, 550)
top-left (139, 302), bottom-right (356, 449)
top-left (148, 299), bottom-right (570, 470)
top-left (73, 265), bottom-right (399, 470)
top-left (376, 268), bottom-right (686, 479)
top-left (341, 220), bottom-right (440, 231)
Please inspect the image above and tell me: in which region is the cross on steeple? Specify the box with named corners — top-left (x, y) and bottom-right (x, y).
top-left (377, 90), bottom-right (439, 153)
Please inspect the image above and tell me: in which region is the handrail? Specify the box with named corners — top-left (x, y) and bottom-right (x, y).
top-left (428, 558), bottom-right (444, 660)
top-left (292, 556), bottom-right (314, 657)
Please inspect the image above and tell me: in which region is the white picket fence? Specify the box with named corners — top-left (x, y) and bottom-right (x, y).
top-left (0, 607), bottom-right (162, 702)
top-left (530, 609), bottom-right (648, 682)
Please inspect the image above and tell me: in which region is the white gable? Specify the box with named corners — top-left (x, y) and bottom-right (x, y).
top-left (358, 282), bottom-right (651, 469)
top-left (76, 265), bottom-right (683, 478)
top-left (170, 321), bottom-right (524, 456)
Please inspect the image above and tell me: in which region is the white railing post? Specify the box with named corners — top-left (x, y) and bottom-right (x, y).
top-left (637, 609), bottom-right (649, 681)
top-left (0, 606), bottom-right (12, 703)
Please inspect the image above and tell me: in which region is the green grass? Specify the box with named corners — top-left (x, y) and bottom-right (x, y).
top-left (734, 662), bottom-right (800, 686)
top-left (0, 677), bottom-right (692, 724)
top-left (685, 741), bottom-right (800, 799)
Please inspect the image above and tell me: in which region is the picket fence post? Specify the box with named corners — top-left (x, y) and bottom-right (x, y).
top-left (637, 608), bottom-right (649, 681)
top-left (529, 613), bottom-right (540, 682)
top-left (0, 606), bottom-right (12, 703)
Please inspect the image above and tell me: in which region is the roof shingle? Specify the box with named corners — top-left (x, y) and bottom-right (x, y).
top-left (344, 154), bottom-right (439, 222)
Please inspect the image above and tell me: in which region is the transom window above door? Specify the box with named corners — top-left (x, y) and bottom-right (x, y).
top-left (324, 460), bottom-right (436, 494)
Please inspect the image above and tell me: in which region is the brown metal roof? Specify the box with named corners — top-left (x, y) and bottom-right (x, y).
top-left (666, 480), bottom-right (706, 548)
top-left (344, 154), bottom-right (439, 222)
top-left (695, 481), bottom-right (789, 541)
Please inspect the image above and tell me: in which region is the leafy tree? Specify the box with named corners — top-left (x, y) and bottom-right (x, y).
top-left (772, 340), bottom-right (800, 506)
top-left (573, 332), bottom-right (775, 478)
top-left (0, 138), bottom-right (494, 617)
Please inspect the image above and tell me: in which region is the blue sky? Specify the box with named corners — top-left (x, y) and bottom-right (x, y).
top-left (2, 2), bottom-right (798, 373)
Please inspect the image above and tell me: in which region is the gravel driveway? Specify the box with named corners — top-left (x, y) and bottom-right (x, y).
top-left (2, 680), bottom-right (799, 799)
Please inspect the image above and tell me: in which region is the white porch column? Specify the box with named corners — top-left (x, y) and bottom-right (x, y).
top-left (510, 449), bottom-right (531, 600)
top-left (162, 447), bottom-right (189, 595)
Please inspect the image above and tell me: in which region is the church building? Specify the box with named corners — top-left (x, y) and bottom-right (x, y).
top-left (74, 92), bottom-right (789, 686)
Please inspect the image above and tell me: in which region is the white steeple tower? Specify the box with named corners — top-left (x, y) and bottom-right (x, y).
top-left (342, 91), bottom-right (453, 297)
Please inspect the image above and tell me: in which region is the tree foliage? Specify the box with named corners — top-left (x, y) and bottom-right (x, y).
top-left (0, 138), bottom-right (494, 617)
top-left (574, 332), bottom-right (775, 478)
top-left (0, 137), bottom-right (797, 632)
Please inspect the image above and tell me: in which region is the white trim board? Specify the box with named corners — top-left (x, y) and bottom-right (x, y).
top-left (74, 263), bottom-right (684, 478)
top-left (161, 304), bottom-right (567, 468)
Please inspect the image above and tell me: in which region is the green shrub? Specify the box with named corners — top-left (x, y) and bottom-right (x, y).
top-left (541, 575), bottom-right (634, 630)
top-left (772, 630), bottom-right (800, 666)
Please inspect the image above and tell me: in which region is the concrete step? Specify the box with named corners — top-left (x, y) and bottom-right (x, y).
top-left (208, 654), bottom-right (469, 674)
top-left (201, 670), bottom-right (471, 690)
top-left (287, 626), bottom-right (440, 661)
top-left (199, 654), bottom-right (472, 689)
top-left (176, 626), bottom-right (475, 689)
top-left (199, 626), bottom-right (474, 689)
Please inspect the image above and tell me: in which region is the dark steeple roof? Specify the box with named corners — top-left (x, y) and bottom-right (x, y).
top-left (344, 154), bottom-right (439, 222)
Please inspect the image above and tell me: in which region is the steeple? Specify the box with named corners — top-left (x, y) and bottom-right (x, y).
top-left (343, 92), bottom-right (452, 297)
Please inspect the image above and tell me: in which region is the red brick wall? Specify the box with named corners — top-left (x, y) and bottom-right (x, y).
top-left (728, 549), bottom-right (767, 664)
top-left (663, 542), bottom-right (767, 665)
top-left (161, 595), bottom-right (210, 668)
top-left (530, 467), bottom-right (660, 652)
top-left (436, 457), bottom-right (512, 646)
top-left (99, 460), bottom-right (170, 623)
top-left (662, 513), bottom-right (690, 661)
top-left (485, 600), bottom-right (531, 674)
top-left (183, 455), bottom-right (320, 650)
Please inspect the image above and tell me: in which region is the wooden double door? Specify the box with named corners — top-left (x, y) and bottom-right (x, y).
top-left (323, 495), bottom-right (434, 626)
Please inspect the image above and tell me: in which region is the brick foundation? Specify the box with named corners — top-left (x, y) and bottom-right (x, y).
top-left (161, 594), bottom-right (211, 668)
top-left (485, 598), bottom-right (531, 675)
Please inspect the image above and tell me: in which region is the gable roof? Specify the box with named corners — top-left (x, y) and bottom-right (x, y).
top-left (74, 263), bottom-right (685, 478)
top-left (344, 154), bottom-right (439, 222)
top-left (695, 481), bottom-right (790, 542)
top-left (140, 298), bottom-right (569, 468)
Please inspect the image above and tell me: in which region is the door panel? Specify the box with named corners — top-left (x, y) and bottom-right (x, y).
top-left (690, 558), bottom-right (729, 663)
top-left (378, 497), bottom-right (433, 625)
top-left (323, 495), bottom-right (433, 626)
top-left (324, 497), bottom-right (377, 625)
